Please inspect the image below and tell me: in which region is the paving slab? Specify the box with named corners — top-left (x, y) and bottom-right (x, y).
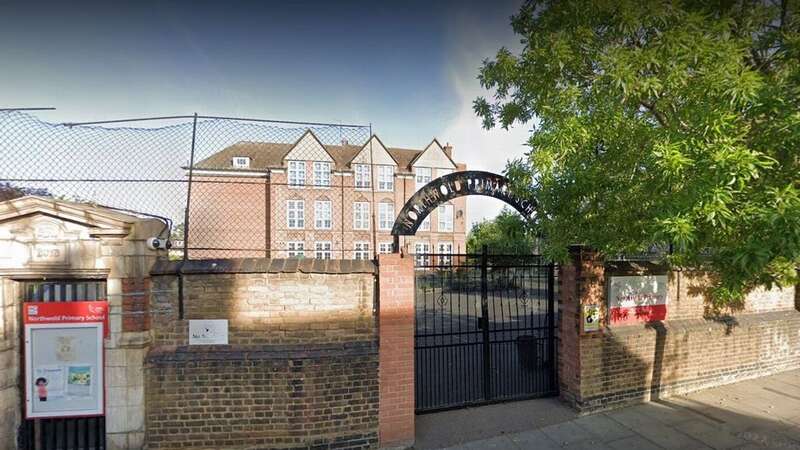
top-left (612, 420), bottom-right (710, 449)
top-left (605, 435), bottom-right (663, 450)
top-left (506, 429), bottom-right (562, 449)
top-left (418, 369), bottom-right (800, 450)
top-left (540, 420), bottom-right (594, 446)
top-left (414, 397), bottom-right (578, 449)
top-left (572, 413), bottom-right (637, 442)
top-left (672, 419), bottom-right (747, 449)
top-left (457, 436), bottom-right (515, 450)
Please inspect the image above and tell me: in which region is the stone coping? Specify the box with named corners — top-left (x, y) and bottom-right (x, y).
top-left (146, 341), bottom-right (378, 364)
top-left (150, 257), bottom-right (376, 275)
top-left (597, 309), bottom-right (800, 338)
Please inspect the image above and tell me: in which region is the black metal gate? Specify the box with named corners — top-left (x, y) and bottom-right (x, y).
top-left (19, 280), bottom-right (107, 450)
top-left (414, 250), bottom-right (557, 413)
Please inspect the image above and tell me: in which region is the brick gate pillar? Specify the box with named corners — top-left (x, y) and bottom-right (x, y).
top-left (558, 245), bottom-right (605, 408)
top-left (377, 253), bottom-right (415, 449)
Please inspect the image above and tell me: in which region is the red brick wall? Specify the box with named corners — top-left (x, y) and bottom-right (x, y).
top-left (560, 247), bottom-right (800, 413)
top-left (558, 246), bottom-right (605, 406)
top-left (377, 253), bottom-right (415, 449)
top-left (121, 277), bottom-right (150, 332)
top-left (558, 251), bottom-right (580, 404)
top-left (146, 261), bottom-right (380, 449)
top-left (187, 175), bottom-right (268, 258)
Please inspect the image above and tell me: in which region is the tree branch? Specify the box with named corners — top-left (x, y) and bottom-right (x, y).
top-left (639, 100), bottom-right (669, 128)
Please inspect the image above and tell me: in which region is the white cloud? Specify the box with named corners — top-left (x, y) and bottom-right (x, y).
top-left (438, 1), bottom-right (534, 227)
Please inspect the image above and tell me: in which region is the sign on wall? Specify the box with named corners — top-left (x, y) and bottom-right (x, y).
top-left (189, 320), bottom-right (229, 345)
top-left (23, 302), bottom-right (107, 418)
top-left (583, 304), bottom-right (601, 332)
top-left (608, 275), bottom-right (668, 326)
top-left (24, 301), bottom-right (109, 338)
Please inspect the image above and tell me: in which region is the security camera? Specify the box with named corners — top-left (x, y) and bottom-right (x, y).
top-left (146, 237), bottom-right (171, 251)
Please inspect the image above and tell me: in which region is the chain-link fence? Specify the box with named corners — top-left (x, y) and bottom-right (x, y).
top-left (0, 110), bottom-right (393, 260)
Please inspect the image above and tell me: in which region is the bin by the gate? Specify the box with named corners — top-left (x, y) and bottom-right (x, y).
top-left (517, 334), bottom-right (547, 370)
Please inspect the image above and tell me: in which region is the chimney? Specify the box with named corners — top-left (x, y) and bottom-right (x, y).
top-left (443, 142), bottom-right (453, 159)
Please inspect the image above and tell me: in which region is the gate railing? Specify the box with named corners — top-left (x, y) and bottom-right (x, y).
top-left (413, 249), bottom-right (558, 413)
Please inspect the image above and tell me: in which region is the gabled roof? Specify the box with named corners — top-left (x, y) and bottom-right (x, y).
top-left (190, 134), bottom-right (461, 174)
top-left (350, 135), bottom-right (400, 166)
top-left (282, 130), bottom-right (337, 164)
top-left (0, 196), bottom-right (145, 237)
top-left (191, 135), bottom-right (364, 172)
top-left (408, 138), bottom-right (457, 169)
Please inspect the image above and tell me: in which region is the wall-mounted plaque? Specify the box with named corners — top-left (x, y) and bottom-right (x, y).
top-left (31, 243), bottom-right (67, 264)
top-left (583, 304), bottom-right (600, 332)
top-left (608, 275), bottom-right (668, 325)
top-left (189, 320), bottom-right (229, 345)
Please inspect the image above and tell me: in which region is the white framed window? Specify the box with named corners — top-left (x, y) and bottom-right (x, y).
top-left (315, 241), bottom-right (332, 259)
top-left (288, 160), bottom-right (306, 187)
top-left (415, 242), bottom-right (431, 266)
top-left (353, 202), bottom-right (369, 230)
top-left (313, 161), bottom-right (331, 187)
top-left (232, 156), bottom-right (250, 168)
top-left (287, 241), bottom-right (305, 258)
top-left (354, 241), bottom-right (370, 260)
top-left (415, 167), bottom-right (432, 191)
top-left (419, 215), bottom-right (431, 231)
top-left (377, 165), bottom-right (394, 191)
top-left (314, 200), bottom-right (332, 229)
top-left (378, 202), bottom-right (394, 230)
top-left (378, 242), bottom-right (394, 254)
top-left (438, 242), bottom-right (453, 266)
top-left (438, 204), bottom-right (453, 232)
top-left (287, 200), bottom-right (305, 229)
top-left (354, 164), bottom-right (371, 189)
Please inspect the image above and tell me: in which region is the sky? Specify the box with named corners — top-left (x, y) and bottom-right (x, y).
top-left (0, 0), bottom-right (532, 225)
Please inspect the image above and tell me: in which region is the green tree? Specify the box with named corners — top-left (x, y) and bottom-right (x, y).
top-left (475, 0), bottom-right (799, 307)
top-left (0, 182), bottom-right (50, 202)
top-left (467, 208), bottom-right (538, 254)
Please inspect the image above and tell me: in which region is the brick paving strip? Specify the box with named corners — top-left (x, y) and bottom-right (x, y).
top-left (418, 369), bottom-right (800, 449)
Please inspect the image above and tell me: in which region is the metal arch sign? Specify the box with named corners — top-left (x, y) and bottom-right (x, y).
top-left (391, 170), bottom-right (536, 236)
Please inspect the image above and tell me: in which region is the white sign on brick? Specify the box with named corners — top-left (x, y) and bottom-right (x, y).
top-left (189, 320), bottom-right (229, 345)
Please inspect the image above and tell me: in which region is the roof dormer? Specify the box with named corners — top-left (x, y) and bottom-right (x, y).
top-left (231, 156), bottom-right (251, 168)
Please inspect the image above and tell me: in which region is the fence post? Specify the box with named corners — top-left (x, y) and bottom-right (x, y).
top-left (480, 244), bottom-right (491, 402)
top-left (548, 260), bottom-right (557, 392)
top-left (182, 113), bottom-right (198, 261)
top-left (377, 253), bottom-right (415, 448)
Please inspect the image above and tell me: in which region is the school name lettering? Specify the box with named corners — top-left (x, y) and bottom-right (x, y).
top-left (27, 314), bottom-right (106, 322)
top-left (392, 171), bottom-right (536, 235)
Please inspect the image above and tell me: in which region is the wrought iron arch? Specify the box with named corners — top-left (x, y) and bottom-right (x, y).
top-left (391, 170), bottom-right (535, 238)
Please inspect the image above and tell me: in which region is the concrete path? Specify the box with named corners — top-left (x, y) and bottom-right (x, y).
top-left (415, 369), bottom-right (800, 449)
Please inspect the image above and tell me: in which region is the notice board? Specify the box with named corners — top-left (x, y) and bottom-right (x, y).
top-left (23, 302), bottom-right (106, 418)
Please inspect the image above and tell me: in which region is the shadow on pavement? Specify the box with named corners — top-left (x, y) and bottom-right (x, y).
top-left (415, 369), bottom-right (800, 449)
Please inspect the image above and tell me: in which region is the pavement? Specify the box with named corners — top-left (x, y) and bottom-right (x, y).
top-left (415, 369), bottom-right (800, 449)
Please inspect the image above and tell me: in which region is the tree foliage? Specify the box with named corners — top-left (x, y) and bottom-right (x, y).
top-left (467, 208), bottom-right (537, 254)
top-left (475, 0), bottom-right (800, 306)
top-left (0, 182), bottom-right (50, 202)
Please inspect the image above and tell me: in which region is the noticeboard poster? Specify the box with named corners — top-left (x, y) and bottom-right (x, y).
top-left (24, 302), bottom-right (106, 418)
